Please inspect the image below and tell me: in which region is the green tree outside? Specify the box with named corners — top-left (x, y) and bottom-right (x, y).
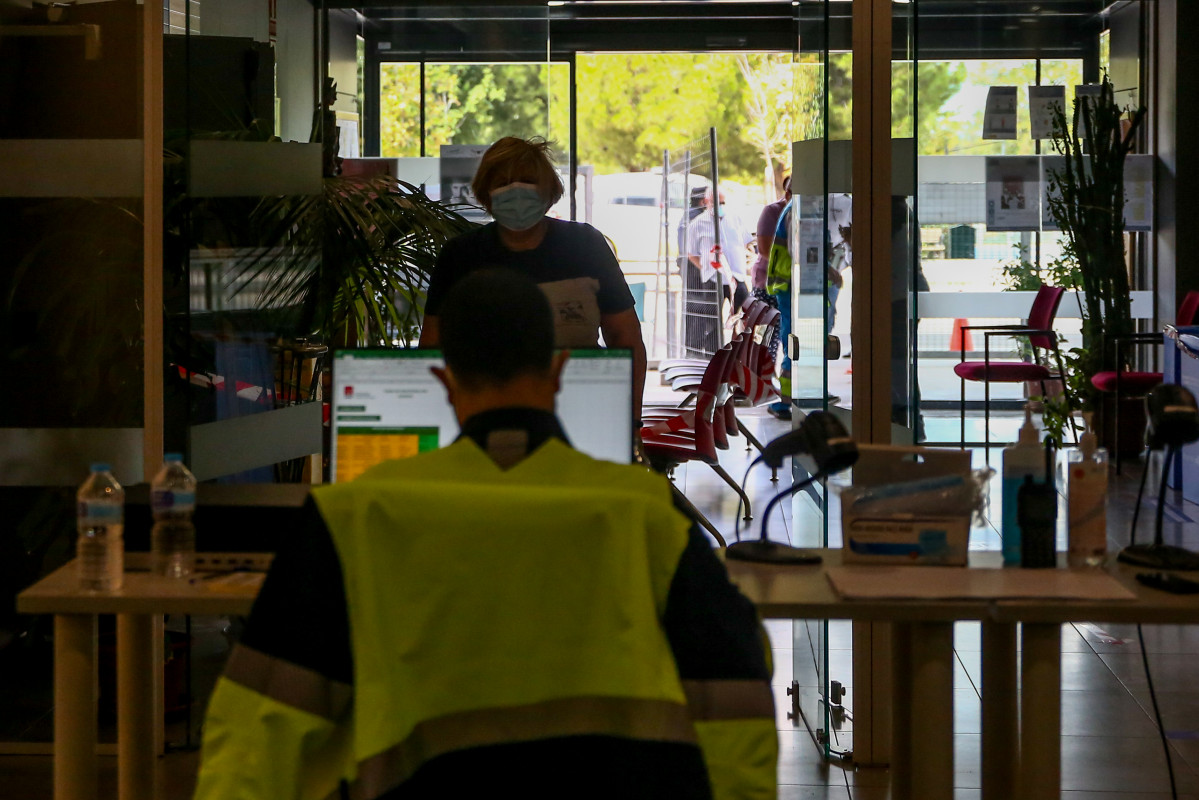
top-left (377, 53), bottom-right (1076, 188)
top-left (380, 63), bottom-right (568, 158)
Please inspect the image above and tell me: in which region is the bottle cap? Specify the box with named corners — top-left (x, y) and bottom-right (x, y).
top-left (1079, 411), bottom-right (1098, 459)
top-left (90, 463), bottom-right (111, 473)
top-left (1018, 403), bottom-right (1039, 445)
top-left (164, 453), bottom-right (183, 463)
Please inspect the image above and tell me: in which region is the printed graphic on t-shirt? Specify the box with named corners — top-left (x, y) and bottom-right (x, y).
top-left (558, 300), bottom-right (586, 323)
top-left (538, 277), bottom-right (602, 348)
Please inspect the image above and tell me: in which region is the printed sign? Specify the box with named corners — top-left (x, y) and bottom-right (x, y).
top-left (986, 156), bottom-right (1040, 231)
top-left (1029, 85), bottom-right (1066, 140)
top-left (983, 86), bottom-right (1019, 140)
top-left (1042, 154), bottom-right (1153, 232)
top-left (439, 144), bottom-right (490, 211)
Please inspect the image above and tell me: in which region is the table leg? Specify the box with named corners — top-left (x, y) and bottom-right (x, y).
top-left (890, 622), bottom-right (912, 800)
top-left (118, 614), bottom-right (156, 800)
top-left (55, 614), bottom-right (97, 800)
top-left (1020, 623), bottom-right (1061, 800)
top-left (981, 620), bottom-right (1017, 800)
top-left (909, 622), bottom-right (955, 800)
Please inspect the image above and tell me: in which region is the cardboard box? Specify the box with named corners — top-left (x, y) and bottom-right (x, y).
top-left (840, 445), bottom-right (973, 567)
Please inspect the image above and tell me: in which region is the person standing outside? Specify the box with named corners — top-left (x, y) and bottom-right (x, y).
top-left (420, 136), bottom-right (647, 420)
top-left (826, 192), bottom-right (852, 335)
top-left (751, 175), bottom-right (791, 365)
top-left (683, 188), bottom-right (752, 356)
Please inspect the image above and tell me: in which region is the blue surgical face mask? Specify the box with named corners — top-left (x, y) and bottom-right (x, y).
top-left (489, 182), bottom-right (549, 232)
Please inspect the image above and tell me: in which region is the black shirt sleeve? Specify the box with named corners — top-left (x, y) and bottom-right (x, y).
top-left (424, 227), bottom-right (479, 317)
top-left (237, 497), bottom-right (354, 685)
top-left (662, 526), bottom-right (771, 682)
top-left (579, 223), bottom-right (636, 315)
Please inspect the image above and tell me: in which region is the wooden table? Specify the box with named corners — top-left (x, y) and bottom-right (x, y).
top-left (726, 550), bottom-right (1199, 800)
top-left (20, 550), bottom-right (1199, 800)
top-left (17, 554), bottom-right (265, 800)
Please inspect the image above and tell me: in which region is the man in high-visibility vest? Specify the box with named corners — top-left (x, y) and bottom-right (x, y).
top-left (194, 268), bottom-right (778, 800)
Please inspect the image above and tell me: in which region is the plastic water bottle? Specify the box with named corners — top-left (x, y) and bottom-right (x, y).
top-left (77, 464), bottom-right (125, 592)
top-left (151, 454), bottom-right (196, 578)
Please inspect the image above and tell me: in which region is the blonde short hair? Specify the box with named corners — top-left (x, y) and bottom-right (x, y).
top-left (471, 136), bottom-right (565, 209)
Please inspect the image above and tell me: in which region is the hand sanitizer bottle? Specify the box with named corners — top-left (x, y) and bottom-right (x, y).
top-left (1002, 404), bottom-right (1045, 565)
top-left (1068, 412), bottom-right (1108, 567)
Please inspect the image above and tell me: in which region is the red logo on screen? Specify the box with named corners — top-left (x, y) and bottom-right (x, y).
top-left (344, 386), bottom-right (354, 397)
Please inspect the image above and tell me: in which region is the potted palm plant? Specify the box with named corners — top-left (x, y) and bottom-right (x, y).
top-left (237, 174), bottom-right (474, 347)
top-left (1044, 77), bottom-right (1147, 453)
top-left (232, 79), bottom-right (475, 347)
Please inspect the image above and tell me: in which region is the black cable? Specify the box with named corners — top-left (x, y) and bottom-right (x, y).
top-left (1129, 446), bottom-right (1152, 546)
top-left (1154, 445), bottom-right (1177, 548)
top-left (1138, 623), bottom-right (1178, 800)
top-left (759, 471), bottom-right (825, 544)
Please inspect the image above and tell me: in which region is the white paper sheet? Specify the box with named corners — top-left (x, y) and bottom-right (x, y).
top-left (1029, 85), bottom-right (1066, 140)
top-left (983, 86), bottom-right (1019, 140)
top-left (986, 156), bottom-right (1040, 231)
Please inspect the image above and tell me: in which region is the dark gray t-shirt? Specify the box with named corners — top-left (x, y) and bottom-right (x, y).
top-left (425, 219), bottom-right (636, 348)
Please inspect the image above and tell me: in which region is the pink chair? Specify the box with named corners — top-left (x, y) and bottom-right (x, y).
top-left (953, 285), bottom-right (1072, 448)
top-left (641, 346), bottom-right (752, 530)
top-left (1090, 290), bottom-right (1199, 471)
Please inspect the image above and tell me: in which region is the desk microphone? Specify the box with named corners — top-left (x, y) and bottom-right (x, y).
top-left (1145, 384), bottom-right (1199, 450)
top-left (1119, 384), bottom-right (1199, 571)
top-left (728, 411), bottom-right (858, 565)
top-left (761, 412), bottom-right (859, 473)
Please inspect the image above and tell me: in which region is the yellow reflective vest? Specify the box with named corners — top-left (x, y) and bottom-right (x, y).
top-left (196, 437), bottom-right (777, 800)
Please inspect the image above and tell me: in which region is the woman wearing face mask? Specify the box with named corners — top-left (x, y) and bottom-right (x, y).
top-left (421, 136), bottom-right (647, 418)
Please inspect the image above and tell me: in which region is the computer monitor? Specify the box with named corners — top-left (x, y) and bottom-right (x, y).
top-left (330, 348), bottom-right (634, 481)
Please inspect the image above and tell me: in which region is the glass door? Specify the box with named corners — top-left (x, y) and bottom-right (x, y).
top-left (171, 3), bottom-right (327, 483)
top-left (902, 0), bottom-right (1148, 451)
top-left (369, 7), bottom-right (564, 218)
top-left (787, 0), bottom-right (845, 764)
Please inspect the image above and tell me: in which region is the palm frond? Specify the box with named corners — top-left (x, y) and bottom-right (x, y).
top-left (232, 174), bottom-right (475, 345)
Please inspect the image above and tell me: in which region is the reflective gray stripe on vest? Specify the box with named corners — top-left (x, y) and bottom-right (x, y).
top-left (335, 695), bottom-right (696, 799)
top-left (682, 679), bottom-right (775, 721)
top-left (223, 643), bottom-right (352, 722)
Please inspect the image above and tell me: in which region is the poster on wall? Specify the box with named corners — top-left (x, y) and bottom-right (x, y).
top-left (1040, 155), bottom-right (1067, 232)
top-left (1028, 85), bottom-right (1066, 140)
top-left (1123, 154), bottom-right (1155, 232)
top-left (983, 86), bottom-right (1019, 140)
top-left (336, 112), bottom-right (360, 159)
top-left (440, 145), bottom-right (490, 218)
top-left (986, 157), bottom-right (1040, 231)
top-left (1041, 154), bottom-right (1153, 232)
top-left (795, 194), bottom-right (826, 297)
top-left (1073, 84), bottom-right (1103, 128)
top-left (1075, 84), bottom-right (1103, 106)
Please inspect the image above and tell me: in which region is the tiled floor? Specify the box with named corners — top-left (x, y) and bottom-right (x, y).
top-left (4, 387), bottom-right (1199, 798)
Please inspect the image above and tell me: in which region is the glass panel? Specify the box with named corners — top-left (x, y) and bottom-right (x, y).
top-left (368, 6), bottom-right (558, 208)
top-left (789, 0), bottom-right (836, 764)
top-left (0, 0), bottom-right (148, 744)
top-left (910, 1), bottom-right (1148, 452)
top-left (576, 52), bottom-right (792, 362)
top-left (169, 3), bottom-right (326, 484)
top-left (894, 0), bottom-right (920, 445)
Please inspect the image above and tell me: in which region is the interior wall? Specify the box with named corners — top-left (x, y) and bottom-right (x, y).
top-left (329, 9), bottom-right (360, 117)
top-left (0, 2), bottom-right (141, 138)
top-left (1108, 4), bottom-right (1141, 106)
top-left (1153, 0), bottom-right (1199, 321)
top-left (197, 0), bottom-right (268, 41)
top-left (276, 0), bottom-right (316, 143)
